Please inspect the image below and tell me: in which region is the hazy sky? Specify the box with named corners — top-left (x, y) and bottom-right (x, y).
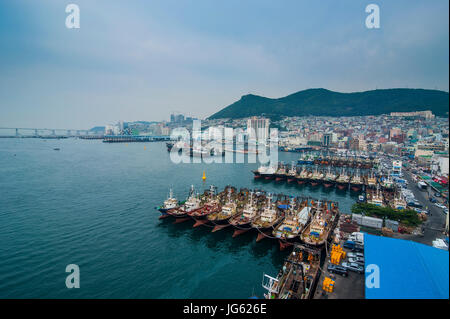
top-left (0, 0), bottom-right (448, 129)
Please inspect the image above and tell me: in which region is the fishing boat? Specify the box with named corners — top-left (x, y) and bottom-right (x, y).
top-left (251, 194), bottom-right (284, 242)
top-left (166, 142), bottom-right (174, 152)
top-left (350, 169), bottom-right (364, 192)
top-left (392, 192), bottom-right (407, 210)
top-left (367, 185), bottom-right (384, 206)
top-left (169, 185), bottom-right (202, 219)
top-left (335, 168), bottom-right (350, 190)
top-left (367, 169), bottom-right (377, 189)
top-left (229, 191), bottom-right (260, 236)
top-left (323, 167), bottom-right (337, 188)
top-left (381, 174), bottom-right (395, 191)
top-left (286, 162), bottom-right (297, 183)
top-left (273, 198), bottom-right (311, 249)
top-left (262, 244), bottom-right (321, 299)
top-left (188, 185), bottom-right (220, 226)
top-left (304, 153), bottom-right (315, 165)
top-left (252, 165), bottom-right (265, 179)
top-left (156, 188), bottom-right (180, 218)
top-left (256, 165), bottom-right (277, 180)
top-left (309, 166), bottom-right (324, 187)
top-left (207, 187), bottom-right (238, 225)
top-left (274, 164), bottom-right (287, 182)
top-left (296, 167), bottom-right (310, 185)
top-left (300, 201), bottom-right (339, 247)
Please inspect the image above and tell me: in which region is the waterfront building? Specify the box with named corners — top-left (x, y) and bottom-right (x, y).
top-left (247, 116), bottom-right (270, 142)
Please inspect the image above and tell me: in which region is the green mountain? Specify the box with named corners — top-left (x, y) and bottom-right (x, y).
top-left (208, 88), bottom-right (449, 119)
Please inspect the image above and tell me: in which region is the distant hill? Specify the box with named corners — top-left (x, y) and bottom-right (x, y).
top-left (89, 126), bottom-right (105, 132)
top-left (208, 88), bottom-right (449, 119)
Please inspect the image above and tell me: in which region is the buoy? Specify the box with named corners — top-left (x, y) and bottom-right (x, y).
top-left (202, 171), bottom-right (206, 181)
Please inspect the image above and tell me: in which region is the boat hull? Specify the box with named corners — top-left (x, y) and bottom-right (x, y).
top-left (170, 207), bottom-right (201, 219)
top-left (252, 170), bottom-right (261, 179)
top-left (262, 174), bottom-right (274, 180)
top-left (350, 184), bottom-right (363, 192)
top-left (230, 220), bottom-right (253, 230)
top-left (323, 181), bottom-right (335, 188)
top-left (207, 215), bottom-right (234, 225)
top-left (336, 182), bottom-right (348, 190)
top-left (310, 180), bottom-right (321, 187)
top-left (252, 217), bottom-right (284, 242)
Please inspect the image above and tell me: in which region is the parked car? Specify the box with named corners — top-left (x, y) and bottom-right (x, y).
top-left (348, 257), bottom-right (365, 266)
top-left (343, 241), bottom-right (364, 252)
top-left (347, 252), bottom-right (364, 259)
top-left (429, 197), bottom-right (437, 203)
top-left (435, 192), bottom-right (441, 198)
top-left (341, 262), bottom-right (364, 274)
top-left (408, 202), bottom-right (423, 209)
top-left (327, 264), bottom-right (348, 277)
top-left (435, 203), bottom-right (446, 209)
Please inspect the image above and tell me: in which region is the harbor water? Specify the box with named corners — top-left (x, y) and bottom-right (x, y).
top-left (0, 139), bottom-right (358, 298)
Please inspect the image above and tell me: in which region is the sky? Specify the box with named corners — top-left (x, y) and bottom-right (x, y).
top-left (0, 0), bottom-right (448, 129)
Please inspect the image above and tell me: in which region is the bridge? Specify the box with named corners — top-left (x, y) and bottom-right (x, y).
top-left (0, 127), bottom-right (101, 138)
top-left (103, 135), bottom-right (171, 143)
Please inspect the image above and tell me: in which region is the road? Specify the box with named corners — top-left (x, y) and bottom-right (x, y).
top-left (403, 170), bottom-right (447, 246)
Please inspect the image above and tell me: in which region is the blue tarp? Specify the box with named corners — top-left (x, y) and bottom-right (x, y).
top-left (365, 234), bottom-right (449, 299)
top-left (278, 204), bottom-right (288, 209)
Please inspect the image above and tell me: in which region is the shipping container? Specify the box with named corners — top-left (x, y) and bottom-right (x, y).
top-left (362, 216), bottom-right (383, 229)
top-left (352, 213), bottom-right (363, 225)
top-left (385, 219), bottom-right (399, 232)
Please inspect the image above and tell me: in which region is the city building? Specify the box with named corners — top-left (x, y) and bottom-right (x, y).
top-left (247, 116), bottom-right (270, 141)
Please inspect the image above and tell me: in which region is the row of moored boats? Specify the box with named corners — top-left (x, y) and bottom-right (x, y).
top-left (156, 185), bottom-right (340, 249)
top-left (253, 163), bottom-right (395, 192)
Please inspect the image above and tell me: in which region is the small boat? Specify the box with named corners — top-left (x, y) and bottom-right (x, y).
top-left (323, 167), bottom-right (337, 188)
top-left (253, 165), bottom-right (276, 180)
top-left (296, 167), bottom-right (310, 185)
top-left (381, 174), bottom-right (395, 191)
top-left (251, 194), bottom-right (284, 241)
top-left (53, 148), bottom-right (60, 151)
top-left (367, 169), bottom-right (377, 189)
top-left (273, 198), bottom-right (311, 243)
top-left (169, 185), bottom-right (202, 218)
top-left (274, 164), bottom-right (287, 182)
top-left (300, 201), bottom-right (339, 247)
top-left (156, 188), bottom-right (180, 218)
top-left (188, 185), bottom-right (220, 222)
top-left (207, 187), bottom-right (238, 225)
top-left (252, 165), bottom-right (265, 179)
top-left (367, 184), bottom-right (384, 206)
top-left (350, 169), bottom-right (364, 192)
top-left (262, 244), bottom-right (321, 299)
top-left (229, 191), bottom-right (260, 231)
top-left (286, 162), bottom-right (297, 183)
top-left (392, 193), bottom-right (407, 210)
top-left (309, 166), bottom-right (324, 187)
top-left (335, 168), bottom-right (350, 190)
